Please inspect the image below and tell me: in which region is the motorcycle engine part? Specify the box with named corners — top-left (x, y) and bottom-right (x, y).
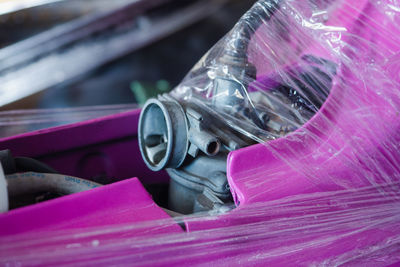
top-left (167, 154), bottom-right (230, 214)
top-left (138, 97), bottom-right (189, 171)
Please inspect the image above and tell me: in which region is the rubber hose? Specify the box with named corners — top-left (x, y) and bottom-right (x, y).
top-left (14, 157), bottom-right (57, 174)
top-left (6, 172), bottom-right (101, 197)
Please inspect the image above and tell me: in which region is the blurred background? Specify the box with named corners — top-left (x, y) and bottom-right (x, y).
top-left (0, 0), bottom-right (255, 137)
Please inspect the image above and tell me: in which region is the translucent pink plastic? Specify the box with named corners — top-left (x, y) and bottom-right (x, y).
top-left (1, 0), bottom-right (400, 266)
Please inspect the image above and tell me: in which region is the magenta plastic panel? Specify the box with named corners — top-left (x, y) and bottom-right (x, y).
top-left (226, 0), bottom-right (400, 206)
top-left (0, 177), bottom-right (182, 236)
top-left (0, 109), bottom-right (169, 184)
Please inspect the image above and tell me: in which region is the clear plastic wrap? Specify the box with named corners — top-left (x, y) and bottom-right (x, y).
top-left (2, 0), bottom-right (400, 265)
top-left (1, 184), bottom-right (400, 266)
top-left (0, 104), bottom-right (136, 138)
top-left (173, 0), bottom-right (400, 142)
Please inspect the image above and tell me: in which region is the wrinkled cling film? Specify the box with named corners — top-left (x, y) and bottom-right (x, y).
top-left (2, 0), bottom-right (400, 265)
top-left (170, 0), bottom-right (400, 203)
top-left (0, 104), bottom-right (136, 138)
top-left (1, 184), bottom-right (400, 266)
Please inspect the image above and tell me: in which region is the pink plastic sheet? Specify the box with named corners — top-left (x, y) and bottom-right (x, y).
top-left (0, 104), bottom-right (135, 138)
top-left (1, 184), bottom-right (399, 266)
top-left (2, 0), bottom-right (400, 265)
